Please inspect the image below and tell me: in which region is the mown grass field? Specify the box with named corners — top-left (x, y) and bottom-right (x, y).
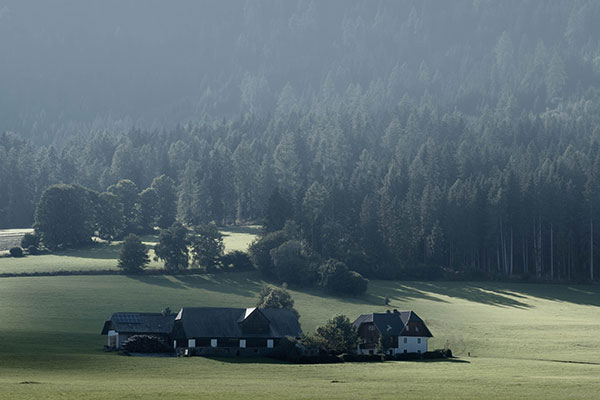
top-left (0, 273), bottom-right (599, 399)
top-left (0, 226), bottom-right (261, 274)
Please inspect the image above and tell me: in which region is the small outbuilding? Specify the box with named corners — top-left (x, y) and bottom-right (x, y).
top-left (101, 312), bottom-right (176, 349)
top-left (353, 309), bottom-right (433, 355)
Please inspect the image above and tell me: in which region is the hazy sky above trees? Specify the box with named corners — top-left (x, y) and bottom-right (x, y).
top-left (2, 0), bottom-right (600, 143)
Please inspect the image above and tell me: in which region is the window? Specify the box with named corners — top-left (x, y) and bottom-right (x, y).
top-left (267, 339), bottom-right (274, 349)
top-left (404, 349), bottom-right (407, 354)
top-left (417, 338), bottom-right (421, 344)
top-left (210, 339), bottom-right (217, 348)
top-left (415, 326), bottom-right (419, 333)
top-left (239, 339), bottom-right (246, 348)
top-left (403, 337), bottom-right (407, 344)
top-left (369, 350), bottom-right (374, 355)
top-left (368, 325), bottom-right (375, 331)
top-left (188, 339), bottom-right (196, 348)
top-left (417, 350), bottom-right (421, 354)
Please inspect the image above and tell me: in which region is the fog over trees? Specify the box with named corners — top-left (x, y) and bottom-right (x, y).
top-left (2, 1), bottom-right (600, 281)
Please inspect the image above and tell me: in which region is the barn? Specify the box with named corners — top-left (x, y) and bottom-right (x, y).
top-left (353, 309), bottom-right (433, 355)
top-left (172, 307), bottom-right (302, 356)
top-left (101, 312), bottom-right (176, 349)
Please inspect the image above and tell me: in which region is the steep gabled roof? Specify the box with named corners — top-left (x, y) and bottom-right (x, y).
top-left (101, 312), bottom-right (176, 335)
top-left (352, 310), bottom-right (433, 338)
top-left (398, 310), bottom-right (433, 337)
top-left (175, 307), bottom-right (302, 338)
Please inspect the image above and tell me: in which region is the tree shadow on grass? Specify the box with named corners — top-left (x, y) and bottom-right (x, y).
top-left (126, 274), bottom-right (187, 289)
top-left (58, 243), bottom-right (121, 260)
top-left (126, 272), bottom-right (264, 298)
top-left (501, 283), bottom-right (600, 307)
top-left (172, 273), bottom-right (264, 298)
top-left (420, 358), bottom-right (470, 364)
top-left (417, 282), bottom-right (532, 308)
top-left (371, 281), bottom-right (452, 305)
top-left (202, 356), bottom-right (287, 364)
top-left (370, 281), bottom-right (531, 309)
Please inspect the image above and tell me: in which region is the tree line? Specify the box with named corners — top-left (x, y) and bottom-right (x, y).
top-left (3, 1), bottom-right (600, 282)
top-left (4, 98), bottom-right (600, 282)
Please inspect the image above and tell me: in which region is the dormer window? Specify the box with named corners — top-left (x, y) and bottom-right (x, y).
top-left (368, 325), bottom-right (375, 331)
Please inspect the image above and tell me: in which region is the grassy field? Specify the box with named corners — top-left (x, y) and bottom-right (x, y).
top-left (0, 229), bottom-right (33, 251)
top-left (0, 273), bottom-right (599, 399)
top-left (0, 226), bottom-right (261, 274)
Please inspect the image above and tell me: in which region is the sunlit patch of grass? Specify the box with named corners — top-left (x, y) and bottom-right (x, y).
top-left (0, 226), bottom-right (260, 274)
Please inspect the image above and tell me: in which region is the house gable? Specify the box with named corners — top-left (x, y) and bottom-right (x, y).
top-left (239, 308), bottom-right (270, 334)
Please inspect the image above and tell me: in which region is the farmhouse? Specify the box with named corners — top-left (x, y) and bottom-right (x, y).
top-left (101, 311), bottom-right (176, 349)
top-left (353, 309), bottom-right (432, 355)
top-left (172, 307), bottom-right (302, 356)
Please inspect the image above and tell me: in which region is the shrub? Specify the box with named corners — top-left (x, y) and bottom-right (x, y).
top-left (396, 352), bottom-right (422, 361)
top-left (120, 335), bottom-right (171, 353)
top-left (340, 353), bottom-right (384, 362)
top-left (20, 232), bottom-right (40, 250)
top-left (335, 270), bottom-right (368, 295)
top-left (27, 245), bottom-right (39, 255)
top-left (423, 349), bottom-right (451, 359)
top-left (317, 259), bottom-right (368, 296)
top-left (310, 315), bottom-right (358, 355)
top-left (220, 251), bottom-right (253, 271)
top-left (9, 247), bottom-right (24, 258)
top-left (270, 240), bottom-right (315, 286)
top-left (248, 230), bottom-right (288, 276)
top-left (268, 337), bottom-right (301, 361)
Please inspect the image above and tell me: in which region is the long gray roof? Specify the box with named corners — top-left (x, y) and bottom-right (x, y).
top-left (353, 310), bottom-right (433, 337)
top-left (175, 307), bottom-right (302, 338)
top-left (101, 312), bottom-right (176, 335)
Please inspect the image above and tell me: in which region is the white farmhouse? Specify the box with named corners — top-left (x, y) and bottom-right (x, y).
top-left (353, 309), bottom-right (433, 355)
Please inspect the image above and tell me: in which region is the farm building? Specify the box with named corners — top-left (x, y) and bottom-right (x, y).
top-left (101, 312), bottom-right (176, 349)
top-left (172, 307), bottom-right (302, 356)
top-left (353, 309), bottom-right (433, 355)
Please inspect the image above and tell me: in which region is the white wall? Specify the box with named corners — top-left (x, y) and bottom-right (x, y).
top-left (396, 336), bottom-right (427, 354)
top-left (108, 330), bottom-right (118, 348)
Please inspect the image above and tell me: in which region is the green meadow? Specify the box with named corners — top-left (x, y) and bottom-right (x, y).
top-left (0, 275), bottom-right (599, 399)
top-left (0, 226), bottom-right (599, 399)
top-left (0, 226), bottom-right (260, 275)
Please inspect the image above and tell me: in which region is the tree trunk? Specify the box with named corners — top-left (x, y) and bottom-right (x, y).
top-left (550, 223), bottom-right (554, 280)
top-left (522, 236), bottom-right (528, 274)
top-left (591, 218), bottom-right (594, 281)
top-left (510, 228), bottom-right (514, 276)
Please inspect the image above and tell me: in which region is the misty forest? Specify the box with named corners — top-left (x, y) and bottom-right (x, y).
top-left (4, 0), bottom-right (600, 283)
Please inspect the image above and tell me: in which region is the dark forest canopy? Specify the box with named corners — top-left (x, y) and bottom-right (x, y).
top-left (2, 1), bottom-right (600, 281)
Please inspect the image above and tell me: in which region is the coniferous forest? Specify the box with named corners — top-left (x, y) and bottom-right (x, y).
top-left (3, 1), bottom-right (600, 281)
